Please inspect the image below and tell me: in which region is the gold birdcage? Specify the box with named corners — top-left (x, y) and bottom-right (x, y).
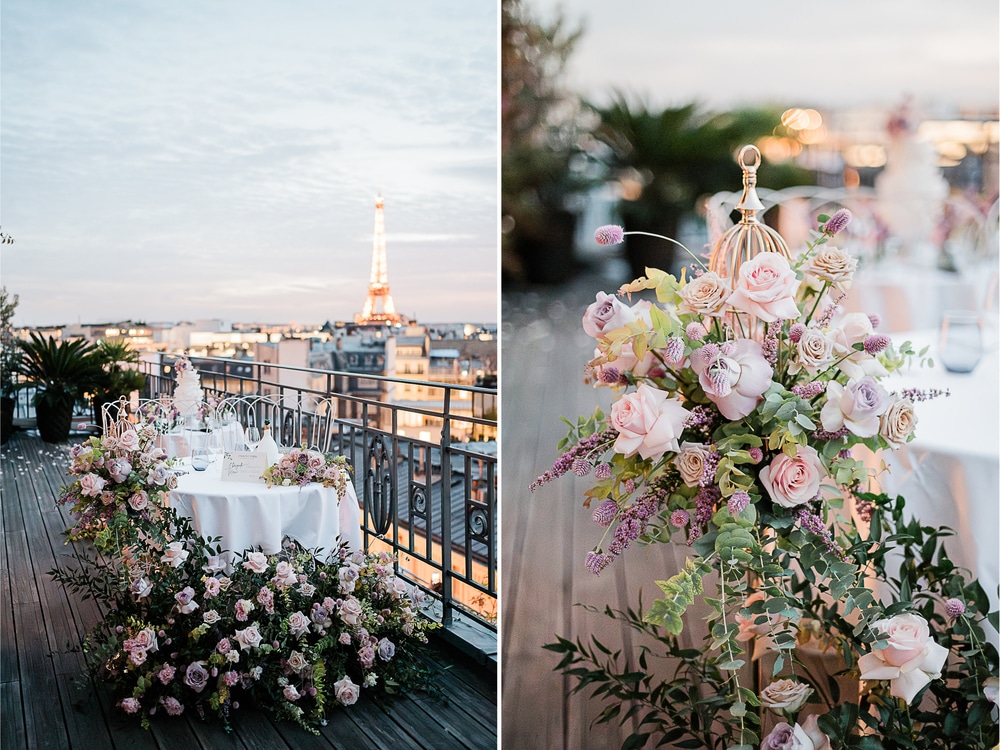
top-left (708, 144), bottom-right (792, 339)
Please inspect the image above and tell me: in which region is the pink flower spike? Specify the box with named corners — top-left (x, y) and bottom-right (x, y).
top-left (594, 225), bottom-right (625, 246)
top-left (824, 208), bottom-right (853, 235)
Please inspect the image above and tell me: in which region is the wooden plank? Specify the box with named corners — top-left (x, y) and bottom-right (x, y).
top-left (1, 680), bottom-right (26, 748)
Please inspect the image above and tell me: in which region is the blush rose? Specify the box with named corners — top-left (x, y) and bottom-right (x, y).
top-left (727, 253), bottom-right (801, 322)
top-left (759, 445), bottom-right (826, 508)
top-left (609, 383), bottom-right (690, 460)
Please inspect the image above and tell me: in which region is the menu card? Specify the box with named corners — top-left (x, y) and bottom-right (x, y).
top-left (220, 451), bottom-right (268, 483)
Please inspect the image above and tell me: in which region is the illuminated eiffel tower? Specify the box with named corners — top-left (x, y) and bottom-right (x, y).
top-left (355, 192), bottom-right (404, 325)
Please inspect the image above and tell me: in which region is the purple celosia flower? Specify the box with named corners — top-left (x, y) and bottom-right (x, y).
top-left (585, 551), bottom-right (612, 575)
top-left (623, 479), bottom-right (635, 495)
top-left (594, 463), bottom-right (611, 479)
top-left (792, 381), bottom-right (826, 398)
top-left (868, 313), bottom-right (882, 329)
top-left (788, 322), bottom-right (806, 343)
top-left (748, 447), bottom-right (764, 464)
top-left (664, 336), bottom-right (685, 364)
top-left (685, 322), bottom-right (707, 341)
top-left (594, 225), bottom-right (625, 246)
top-left (863, 334), bottom-right (891, 355)
top-left (591, 499), bottom-right (618, 527)
top-left (945, 598), bottom-right (966, 618)
top-left (727, 490), bottom-right (751, 516)
top-left (669, 509), bottom-right (690, 528)
top-left (600, 367), bottom-right (622, 384)
top-left (572, 459), bottom-right (592, 477)
top-left (824, 208), bottom-right (853, 235)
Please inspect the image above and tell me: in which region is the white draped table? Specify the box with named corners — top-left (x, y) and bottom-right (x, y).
top-left (862, 328), bottom-right (999, 610)
top-left (170, 461), bottom-right (364, 563)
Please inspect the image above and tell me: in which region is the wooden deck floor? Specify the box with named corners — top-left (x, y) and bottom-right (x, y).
top-left (1, 430), bottom-right (496, 750)
top-left (501, 263), bottom-right (704, 750)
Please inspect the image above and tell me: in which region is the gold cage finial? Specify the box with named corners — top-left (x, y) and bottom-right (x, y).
top-left (707, 144), bottom-right (791, 285)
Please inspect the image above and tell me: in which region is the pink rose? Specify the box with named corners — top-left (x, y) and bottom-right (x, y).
top-left (690, 340), bottom-right (773, 420)
top-left (128, 491), bottom-right (148, 512)
top-left (117, 429), bottom-right (140, 451)
top-left (759, 445), bottom-right (825, 508)
top-left (726, 253), bottom-right (801, 322)
top-left (857, 613), bottom-right (949, 703)
top-left (161, 542), bottom-right (189, 568)
top-left (132, 628), bottom-right (158, 653)
top-left (582, 292), bottom-right (637, 339)
top-left (820, 377), bottom-right (889, 438)
top-left (333, 675), bottom-right (360, 706)
top-left (339, 596), bottom-right (364, 626)
top-left (79, 473), bottom-right (107, 497)
top-left (242, 551), bottom-right (268, 573)
top-left (120, 697), bottom-right (141, 714)
top-left (282, 685), bottom-right (301, 702)
top-left (288, 611), bottom-right (310, 638)
top-left (609, 383), bottom-right (690, 460)
top-left (234, 624), bottom-right (263, 651)
top-left (272, 561), bottom-right (298, 589)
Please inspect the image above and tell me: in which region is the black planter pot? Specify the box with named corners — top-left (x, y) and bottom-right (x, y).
top-left (1, 396), bottom-right (14, 445)
top-left (36, 397), bottom-right (74, 444)
top-left (622, 216), bottom-right (681, 281)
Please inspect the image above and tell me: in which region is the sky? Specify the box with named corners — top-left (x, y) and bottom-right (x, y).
top-left (1, 1), bottom-right (498, 327)
top-left (530, 0), bottom-right (999, 112)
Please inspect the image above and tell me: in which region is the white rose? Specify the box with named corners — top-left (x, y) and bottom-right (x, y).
top-left (333, 675), bottom-right (360, 706)
top-left (242, 551), bottom-right (268, 573)
top-left (161, 542), bottom-right (189, 568)
top-left (807, 245), bottom-right (857, 287)
top-left (879, 395), bottom-right (918, 449)
top-left (857, 613), bottom-right (949, 703)
top-left (678, 271), bottom-right (731, 317)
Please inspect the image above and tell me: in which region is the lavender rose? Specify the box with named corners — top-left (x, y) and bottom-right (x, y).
top-left (184, 661), bottom-right (209, 693)
top-left (762, 716), bottom-right (831, 750)
top-left (333, 675), bottom-right (360, 706)
top-left (759, 445), bottom-right (825, 509)
top-left (108, 458), bottom-right (132, 483)
top-left (609, 383), bottom-right (690, 460)
top-left (377, 637), bottom-right (395, 661)
top-left (727, 253), bottom-right (800, 322)
top-left (582, 291), bottom-right (638, 339)
top-left (820, 376), bottom-right (889, 438)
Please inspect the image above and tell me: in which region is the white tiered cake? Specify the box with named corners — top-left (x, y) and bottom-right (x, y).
top-left (875, 102), bottom-right (947, 261)
top-left (173, 357), bottom-right (204, 419)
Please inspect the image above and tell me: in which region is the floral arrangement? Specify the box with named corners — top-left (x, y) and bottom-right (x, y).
top-left (262, 446), bottom-right (350, 499)
top-left (59, 424), bottom-right (180, 544)
top-left (136, 399), bottom-right (184, 434)
top-left (52, 432), bottom-right (437, 732)
top-left (536, 211), bottom-right (998, 748)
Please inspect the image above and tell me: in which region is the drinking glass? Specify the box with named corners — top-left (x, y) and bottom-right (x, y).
top-left (191, 448), bottom-right (211, 471)
top-left (939, 311), bottom-right (983, 373)
top-left (246, 426), bottom-right (261, 451)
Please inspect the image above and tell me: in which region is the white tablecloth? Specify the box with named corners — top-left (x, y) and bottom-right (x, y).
top-left (865, 329), bottom-right (999, 609)
top-left (170, 461), bottom-right (364, 563)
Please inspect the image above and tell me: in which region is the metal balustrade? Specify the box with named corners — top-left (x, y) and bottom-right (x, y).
top-left (136, 355), bottom-right (498, 637)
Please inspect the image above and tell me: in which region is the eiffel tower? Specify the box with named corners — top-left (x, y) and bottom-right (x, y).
top-left (355, 192), bottom-right (404, 325)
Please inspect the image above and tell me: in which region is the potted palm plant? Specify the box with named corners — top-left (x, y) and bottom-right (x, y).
top-left (17, 333), bottom-right (103, 443)
top-left (0, 287), bottom-right (20, 445)
top-left (91, 339), bottom-right (146, 427)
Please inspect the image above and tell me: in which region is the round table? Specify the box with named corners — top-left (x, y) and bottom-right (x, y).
top-left (170, 460), bottom-right (364, 565)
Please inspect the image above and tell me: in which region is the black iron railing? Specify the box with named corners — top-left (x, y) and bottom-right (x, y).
top-left (137, 354), bottom-right (497, 636)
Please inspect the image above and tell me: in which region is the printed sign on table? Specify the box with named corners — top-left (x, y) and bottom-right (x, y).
top-left (220, 451), bottom-right (268, 483)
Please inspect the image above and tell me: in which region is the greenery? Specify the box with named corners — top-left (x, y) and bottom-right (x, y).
top-left (0, 286), bottom-right (20, 398)
top-left (546, 493), bottom-right (998, 749)
top-left (17, 332), bottom-right (103, 413)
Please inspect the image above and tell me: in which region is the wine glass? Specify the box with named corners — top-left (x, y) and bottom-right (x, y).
top-left (206, 428), bottom-right (224, 464)
top-left (245, 426), bottom-right (261, 451)
top-left (938, 311), bottom-right (983, 373)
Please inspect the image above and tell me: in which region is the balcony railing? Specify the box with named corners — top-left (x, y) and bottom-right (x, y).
top-left (11, 354), bottom-right (497, 657)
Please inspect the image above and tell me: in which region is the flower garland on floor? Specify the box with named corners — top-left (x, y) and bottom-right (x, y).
top-left (536, 213), bottom-right (998, 749)
top-left (51, 425), bottom-right (439, 733)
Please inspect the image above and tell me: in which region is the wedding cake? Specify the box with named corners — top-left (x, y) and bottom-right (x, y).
top-left (875, 101), bottom-right (947, 258)
top-left (173, 357), bottom-right (203, 418)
